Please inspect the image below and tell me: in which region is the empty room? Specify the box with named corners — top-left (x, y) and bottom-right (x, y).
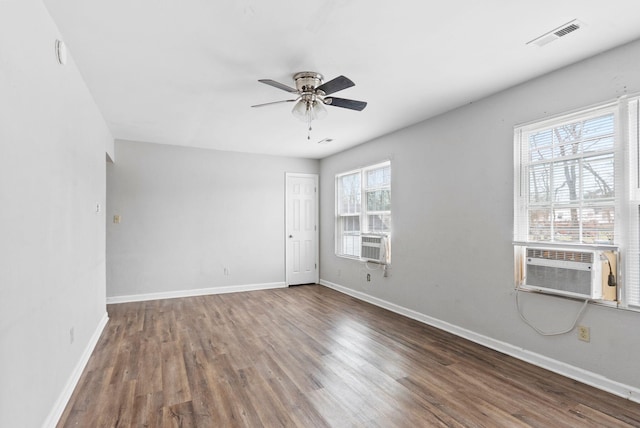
top-left (4, 1), bottom-right (640, 427)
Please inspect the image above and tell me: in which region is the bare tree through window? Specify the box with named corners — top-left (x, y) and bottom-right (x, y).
top-left (527, 114), bottom-right (615, 244)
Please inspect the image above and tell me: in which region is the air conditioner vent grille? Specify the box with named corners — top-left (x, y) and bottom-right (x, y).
top-left (526, 248), bottom-right (593, 263)
top-left (527, 19), bottom-right (583, 47)
top-left (361, 234), bottom-right (385, 263)
top-left (555, 23), bottom-right (580, 37)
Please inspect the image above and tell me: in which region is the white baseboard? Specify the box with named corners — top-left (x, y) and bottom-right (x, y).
top-left (319, 279), bottom-right (640, 404)
top-left (106, 282), bottom-right (287, 304)
top-left (43, 311), bottom-right (109, 428)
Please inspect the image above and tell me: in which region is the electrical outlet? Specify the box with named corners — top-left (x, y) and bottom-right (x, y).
top-left (69, 327), bottom-right (74, 344)
top-left (578, 325), bottom-right (590, 342)
top-left (224, 267), bottom-right (230, 276)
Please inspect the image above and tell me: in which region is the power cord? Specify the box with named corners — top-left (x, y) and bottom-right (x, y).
top-left (364, 260), bottom-right (390, 278)
top-left (364, 261), bottom-right (383, 271)
top-left (515, 288), bottom-right (589, 336)
top-left (607, 259), bottom-right (616, 286)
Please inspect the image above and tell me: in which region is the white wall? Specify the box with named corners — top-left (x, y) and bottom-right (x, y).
top-left (106, 140), bottom-right (318, 299)
top-left (0, 1), bottom-right (113, 427)
top-left (320, 39), bottom-right (640, 395)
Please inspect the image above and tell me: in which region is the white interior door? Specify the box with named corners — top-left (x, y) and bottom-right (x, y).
top-left (286, 173), bottom-right (318, 285)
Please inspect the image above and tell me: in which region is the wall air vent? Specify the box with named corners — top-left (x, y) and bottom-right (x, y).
top-left (554, 23), bottom-right (580, 37)
top-left (527, 19), bottom-right (583, 47)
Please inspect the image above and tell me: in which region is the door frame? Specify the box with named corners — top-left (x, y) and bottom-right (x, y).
top-left (285, 172), bottom-right (319, 286)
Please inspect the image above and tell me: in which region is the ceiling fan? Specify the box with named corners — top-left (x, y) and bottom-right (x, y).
top-left (252, 71), bottom-right (367, 139)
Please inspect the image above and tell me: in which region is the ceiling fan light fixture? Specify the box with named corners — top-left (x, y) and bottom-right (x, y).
top-left (311, 99), bottom-right (327, 120)
top-left (291, 97), bottom-right (327, 122)
top-left (291, 99), bottom-right (309, 121)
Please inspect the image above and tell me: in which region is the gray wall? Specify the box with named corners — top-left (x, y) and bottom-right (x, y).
top-left (106, 140), bottom-right (319, 298)
top-left (320, 39), bottom-right (640, 391)
top-left (0, 1), bottom-right (113, 427)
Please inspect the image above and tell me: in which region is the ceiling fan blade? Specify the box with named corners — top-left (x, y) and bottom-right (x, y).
top-left (251, 99), bottom-right (297, 108)
top-left (325, 97), bottom-right (367, 111)
top-left (316, 75), bottom-right (355, 95)
top-left (258, 79), bottom-right (298, 94)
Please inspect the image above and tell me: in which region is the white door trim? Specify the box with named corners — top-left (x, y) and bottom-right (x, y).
top-left (285, 172), bottom-right (319, 286)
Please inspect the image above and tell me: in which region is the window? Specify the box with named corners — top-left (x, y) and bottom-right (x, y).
top-left (336, 161), bottom-right (391, 260)
top-left (516, 106), bottom-right (616, 245)
top-left (514, 98), bottom-right (640, 308)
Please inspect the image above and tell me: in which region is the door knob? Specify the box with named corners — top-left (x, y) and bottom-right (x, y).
top-left (289, 235), bottom-right (293, 238)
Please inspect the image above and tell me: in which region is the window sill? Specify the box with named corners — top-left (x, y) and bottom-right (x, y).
top-left (335, 253), bottom-right (390, 265)
top-left (515, 286), bottom-right (640, 313)
top-left (513, 241), bottom-right (618, 252)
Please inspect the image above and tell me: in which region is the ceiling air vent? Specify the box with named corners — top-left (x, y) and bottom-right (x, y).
top-left (527, 19), bottom-right (583, 47)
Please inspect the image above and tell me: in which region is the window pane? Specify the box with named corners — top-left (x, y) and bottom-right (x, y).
top-left (552, 159), bottom-right (579, 203)
top-left (337, 215), bottom-right (360, 257)
top-left (338, 173), bottom-right (361, 214)
top-left (584, 135), bottom-right (614, 153)
top-left (367, 214), bottom-right (390, 233)
top-left (529, 208), bottom-right (552, 241)
top-left (367, 166), bottom-right (390, 188)
top-left (553, 207), bottom-right (580, 242)
top-left (529, 164), bottom-right (551, 204)
top-left (582, 205), bottom-right (614, 244)
top-left (340, 216), bottom-right (360, 233)
top-left (340, 235), bottom-right (360, 257)
top-left (583, 114), bottom-right (615, 142)
top-left (366, 189), bottom-right (391, 212)
top-left (529, 129), bottom-right (553, 162)
top-left (553, 122), bottom-right (582, 147)
top-left (582, 154), bottom-right (614, 200)
top-left (547, 206), bottom-right (615, 244)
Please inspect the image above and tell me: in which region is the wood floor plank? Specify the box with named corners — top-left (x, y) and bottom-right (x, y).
top-left (239, 365), bottom-right (299, 427)
top-left (181, 349), bottom-right (223, 426)
top-left (193, 351), bottom-right (241, 425)
top-left (57, 285), bottom-right (640, 427)
top-left (162, 400), bottom-right (196, 427)
top-left (130, 391), bottom-right (164, 428)
top-left (134, 335), bottom-right (163, 396)
top-left (161, 341), bottom-right (192, 406)
top-left (569, 402), bottom-right (637, 427)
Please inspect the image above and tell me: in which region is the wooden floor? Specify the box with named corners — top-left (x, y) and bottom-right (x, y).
top-left (58, 285), bottom-right (640, 427)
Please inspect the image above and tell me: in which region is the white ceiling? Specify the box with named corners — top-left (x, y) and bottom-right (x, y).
top-left (43, 1), bottom-right (640, 159)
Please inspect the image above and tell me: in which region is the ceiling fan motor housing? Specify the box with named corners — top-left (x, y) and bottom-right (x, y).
top-left (293, 71), bottom-right (324, 93)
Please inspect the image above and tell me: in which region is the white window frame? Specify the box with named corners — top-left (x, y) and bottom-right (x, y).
top-left (514, 97), bottom-right (640, 310)
top-left (335, 161), bottom-right (391, 261)
top-left (625, 96), bottom-right (640, 307)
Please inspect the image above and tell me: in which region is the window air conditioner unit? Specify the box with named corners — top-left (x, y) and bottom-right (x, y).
top-left (523, 247), bottom-right (602, 299)
top-left (361, 235), bottom-right (386, 263)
